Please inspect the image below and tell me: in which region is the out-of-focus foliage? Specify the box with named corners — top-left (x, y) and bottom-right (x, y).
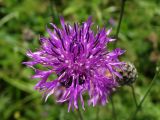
top-left (0, 0), bottom-right (160, 120)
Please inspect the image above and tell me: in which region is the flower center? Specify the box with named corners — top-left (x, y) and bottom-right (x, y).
top-left (60, 74), bottom-right (86, 88)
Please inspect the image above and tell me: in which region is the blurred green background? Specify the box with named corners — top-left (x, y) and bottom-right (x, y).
top-left (0, 0), bottom-right (160, 120)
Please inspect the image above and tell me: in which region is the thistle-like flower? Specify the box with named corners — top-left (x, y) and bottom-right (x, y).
top-left (23, 17), bottom-right (125, 111)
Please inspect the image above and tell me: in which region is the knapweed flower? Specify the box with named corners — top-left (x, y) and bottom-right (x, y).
top-left (24, 17), bottom-right (125, 111)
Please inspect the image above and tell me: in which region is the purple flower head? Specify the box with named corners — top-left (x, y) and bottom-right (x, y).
top-left (23, 17), bottom-right (125, 111)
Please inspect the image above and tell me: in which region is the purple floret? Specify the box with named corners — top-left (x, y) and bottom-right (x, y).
top-left (23, 17), bottom-right (125, 111)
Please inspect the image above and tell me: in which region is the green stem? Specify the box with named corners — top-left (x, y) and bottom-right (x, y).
top-left (115, 0), bottom-right (126, 39)
top-left (110, 96), bottom-right (117, 120)
top-left (130, 85), bottom-right (138, 107)
top-left (49, 0), bottom-right (54, 17)
top-left (96, 106), bottom-right (100, 120)
top-left (77, 108), bottom-right (83, 120)
top-left (0, 12), bottom-right (18, 27)
top-left (130, 70), bottom-right (160, 120)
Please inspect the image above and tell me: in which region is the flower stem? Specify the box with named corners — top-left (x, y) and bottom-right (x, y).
top-left (48, 0), bottom-right (59, 23)
top-left (49, 0), bottom-right (54, 17)
top-left (130, 84), bottom-right (138, 107)
top-left (115, 0), bottom-right (126, 39)
top-left (130, 69), bottom-right (160, 120)
top-left (110, 96), bottom-right (117, 120)
top-left (77, 108), bottom-right (83, 120)
top-left (96, 106), bottom-right (100, 120)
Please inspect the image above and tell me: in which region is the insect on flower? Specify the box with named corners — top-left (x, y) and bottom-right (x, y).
top-left (23, 17), bottom-right (125, 111)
